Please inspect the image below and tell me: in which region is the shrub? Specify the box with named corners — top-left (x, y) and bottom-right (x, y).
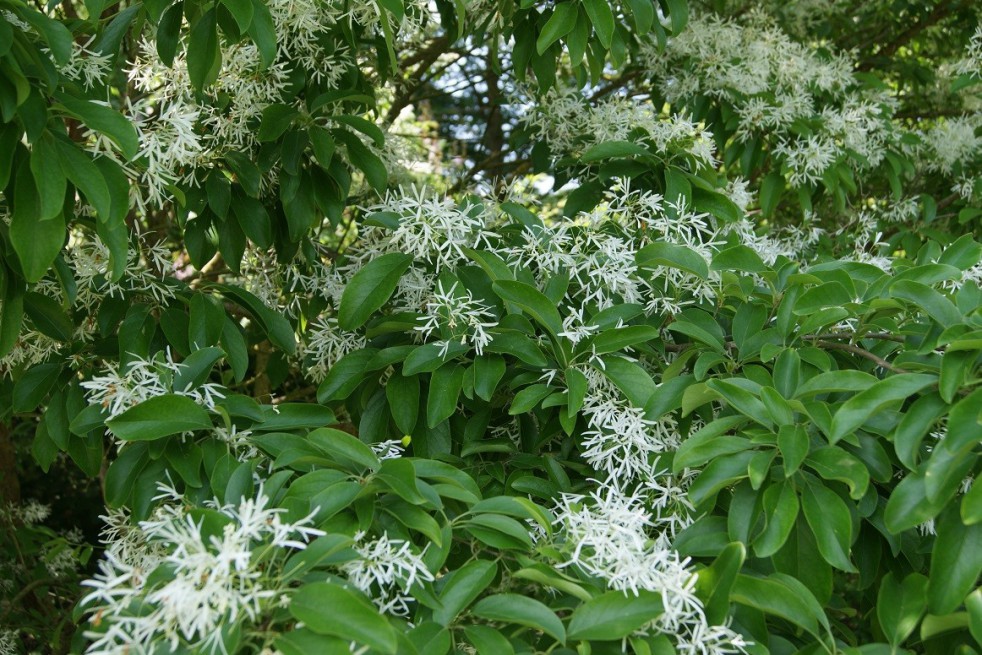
top-left (1, 0), bottom-right (982, 653)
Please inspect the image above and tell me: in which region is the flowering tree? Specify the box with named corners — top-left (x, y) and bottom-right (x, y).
top-left (1, 0), bottom-right (982, 652)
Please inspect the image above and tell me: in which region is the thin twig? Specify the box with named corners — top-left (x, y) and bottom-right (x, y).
top-left (813, 341), bottom-right (909, 374)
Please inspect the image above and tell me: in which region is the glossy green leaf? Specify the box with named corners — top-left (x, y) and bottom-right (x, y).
top-left (754, 481), bottom-right (799, 558)
top-left (567, 590), bottom-right (663, 641)
top-left (471, 594), bottom-right (566, 644)
top-left (536, 2), bottom-right (578, 54)
top-left (290, 582), bottom-right (397, 654)
top-left (828, 374), bottom-right (937, 443)
top-left (339, 253), bottom-right (413, 330)
top-left (433, 560), bottom-right (498, 626)
top-left (928, 508), bottom-right (982, 615)
top-left (106, 394), bottom-right (212, 440)
top-left (493, 280), bottom-right (563, 337)
top-left (877, 572), bottom-right (928, 647)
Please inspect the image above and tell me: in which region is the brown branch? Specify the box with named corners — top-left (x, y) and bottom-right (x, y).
top-left (813, 341), bottom-right (909, 374)
top-left (385, 36), bottom-right (452, 125)
top-left (857, 1), bottom-right (958, 71)
top-left (801, 331), bottom-right (905, 343)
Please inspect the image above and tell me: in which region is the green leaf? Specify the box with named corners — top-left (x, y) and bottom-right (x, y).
top-left (509, 383), bottom-right (554, 416)
top-left (0, 277), bottom-right (25, 360)
top-left (275, 630), bottom-right (348, 655)
top-left (56, 95), bottom-right (139, 160)
top-left (710, 245), bottom-right (767, 273)
top-left (567, 590), bottom-right (663, 641)
top-left (754, 481), bottom-right (799, 558)
top-left (492, 280), bottom-right (563, 337)
top-left (582, 0), bottom-right (615, 47)
top-left (187, 9), bottom-right (221, 91)
top-left (828, 374), bottom-right (937, 443)
top-left (213, 284), bottom-right (296, 354)
top-left (885, 471), bottom-right (947, 534)
top-left (29, 134), bottom-right (66, 220)
top-left (427, 364), bottom-right (464, 427)
top-left (310, 126), bottom-right (336, 166)
top-left (636, 242), bottom-right (709, 279)
top-left (12, 363), bottom-right (62, 413)
top-left (220, 0), bottom-right (254, 32)
top-left (11, 203), bottom-right (65, 283)
top-left (106, 394), bottom-right (212, 440)
top-left (386, 372), bottom-right (419, 434)
top-left (760, 172), bottom-right (785, 217)
top-left (877, 572), bottom-right (928, 647)
top-left (247, 0), bottom-right (277, 67)
top-left (536, 2), bottom-right (578, 54)
top-left (777, 424), bottom-right (808, 476)
top-left (600, 356), bottom-right (657, 407)
top-left (961, 478), bottom-right (982, 525)
top-left (462, 626), bottom-right (515, 655)
top-left (464, 513), bottom-right (534, 550)
top-left (335, 128), bottom-right (388, 192)
top-left (471, 594), bottom-right (566, 644)
top-left (54, 138), bottom-right (111, 221)
top-left (688, 450), bottom-right (755, 506)
top-left (22, 10), bottom-right (73, 64)
top-left (307, 427), bottom-right (380, 472)
top-left (338, 253), bottom-right (413, 330)
top-left (23, 291), bottom-right (73, 342)
top-left (473, 355), bottom-right (506, 402)
top-left (731, 573), bottom-right (826, 638)
top-left (805, 446), bottom-right (869, 500)
top-left (706, 379), bottom-right (772, 428)
top-left (665, 0), bottom-right (688, 34)
top-left (696, 542), bottom-right (746, 625)
top-left (967, 588), bottom-right (982, 646)
top-left (927, 507), bottom-right (982, 615)
top-left (580, 140), bottom-right (651, 162)
top-left (258, 104), bottom-right (300, 142)
top-left (290, 582), bottom-right (398, 654)
top-left (794, 370), bottom-right (878, 398)
top-left (625, 0), bottom-right (654, 32)
top-left (157, 1), bottom-right (184, 66)
top-left (794, 282), bottom-right (853, 315)
top-left (433, 560), bottom-right (498, 626)
top-left (801, 480), bottom-right (855, 572)
top-left (891, 280), bottom-right (961, 329)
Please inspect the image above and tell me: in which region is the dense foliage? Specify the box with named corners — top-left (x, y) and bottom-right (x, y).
top-left (1, 0), bottom-right (982, 653)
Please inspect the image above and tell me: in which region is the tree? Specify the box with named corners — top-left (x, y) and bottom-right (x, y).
top-left (1, 0), bottom-right (982, 652)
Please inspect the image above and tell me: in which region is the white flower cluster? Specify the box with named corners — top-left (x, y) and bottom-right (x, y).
top-left (919, 115), bottom-right (982, 175)
top-left (56, 36), bottom-right (112, 89)
top-left (646, 13), bottom-right (894, 187)
top-left (415, 281), bottom-right (497, 356)
top-left (955, 25), bottom-right (982, 78)
top-left (81, 349), bottom-right (225, 422)
top-left (521, 86), bottom-right (716, 166)
top-left (115, 0), bottom-right (355, 209)
top-left (0, 232), bottom-right (175, 375)
top-left (304, 317), bottom-right (367, 383)
top-left (81, 487), bottom-right (323, 654)
top-left (339, 531), bottom-right (434, 616)
top-left (365, 185), bottom-right (499, 270)
top-left (553, 483), bottom-right (747, 655)
top-left (578, 366), bottom-right (680, 483)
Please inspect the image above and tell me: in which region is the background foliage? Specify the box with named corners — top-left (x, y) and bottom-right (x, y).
top-left (1, 0), bottom-right (982, 653)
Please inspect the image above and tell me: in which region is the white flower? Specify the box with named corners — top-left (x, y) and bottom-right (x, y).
top-left (414, 281), bottom-right (498, 356)
top-left (553, 482), bottom-right (747, 654)
top-left (81, 487), bottom-right (323, 654)
top-left (304, 317), bottom-right (367, 383)
top-left (339, 532), bottom-right (434, 616)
